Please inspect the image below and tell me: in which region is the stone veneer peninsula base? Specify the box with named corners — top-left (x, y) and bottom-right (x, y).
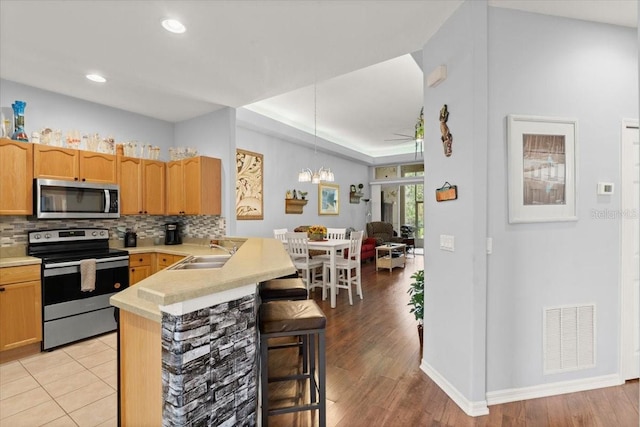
top-left (111, 238), bottom-right (296, 427)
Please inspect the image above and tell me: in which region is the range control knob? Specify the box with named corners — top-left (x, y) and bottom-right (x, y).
top-left (33, 234), bottom-right (41, 240)
top-left (92, 231), bottom-right (98, 236)
top-left (100, 231), bottom-right (106, 236)
top-left (44, 233), bottom-right (52, 239)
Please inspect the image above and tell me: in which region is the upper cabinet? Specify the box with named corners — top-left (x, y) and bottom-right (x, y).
top-left (118, 156), bottom-right (165, 215)
top-left (0, 138), bottom-right (33, 215)
top-left (166, 156), bottom-right (221, 215)
top-left (34, 145), bottom-right (117, 184)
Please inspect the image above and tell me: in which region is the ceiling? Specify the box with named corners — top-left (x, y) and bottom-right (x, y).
top-left (0, 1), bottom-right (637, 161)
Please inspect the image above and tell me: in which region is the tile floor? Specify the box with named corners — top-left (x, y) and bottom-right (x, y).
top-left (0, 333), bottom-right (118, 427)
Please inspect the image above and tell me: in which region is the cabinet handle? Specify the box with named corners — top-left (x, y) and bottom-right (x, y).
top-left (82, 178), bottom-right (86, 182)
top-left (139, 211), bottom-right (143, 214)
top-left (0, 287), bottom-right (5, 292)
top-left (138, 258), bottom-right (143, 262)
top-left (74, 177), bottom-right (79, 181)
top-left (131, 268), bottom-right (135, 272)
top-left (144, 211), bottom-right (148, 214)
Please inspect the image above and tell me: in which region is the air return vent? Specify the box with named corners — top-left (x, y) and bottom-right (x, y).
top-left (544, 304), bottom-right (595, 374)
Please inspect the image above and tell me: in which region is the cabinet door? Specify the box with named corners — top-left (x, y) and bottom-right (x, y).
top-left (143, 160), bottom-right (165, 215)
top-left (119, 157), bottom-right (143, 215)
top-left (156, 253), bottom-right (174, 271)
top-left (34, 145), bottom-right (79, 181)
top-left (166, 160), bottom-right (184, 215)
top-left (182, 157), bottom-right (202, 215)
top-left (0, 280), bottom-right (42, 351)
top-left (80, 151), bottom-right (117, 183)
top-left (0, 138), bottom-right (33, 215)
top-left (129, 266), bottom-right (152, 286)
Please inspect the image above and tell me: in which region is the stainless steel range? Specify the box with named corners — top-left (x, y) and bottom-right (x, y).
top-left (27, 228), bottom-right (129, 350)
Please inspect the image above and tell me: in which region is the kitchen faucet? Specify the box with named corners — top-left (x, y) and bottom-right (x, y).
top-left (209, 242), bottom-right (237, 255)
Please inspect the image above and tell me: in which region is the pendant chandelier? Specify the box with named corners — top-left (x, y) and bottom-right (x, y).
top-left (298, 84), bottom-right (334, 184)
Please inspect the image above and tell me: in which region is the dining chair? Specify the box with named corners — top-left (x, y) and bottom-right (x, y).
top-left (273, 228), bottom-right (288, 243)
top-left (326, 228), bottom-right (346, 240)
top-left (285, 232), bottom-right (323, 294)
top-left (316, 227), bottom-right (347, 260)
top-left (322, 230), bottom-right (364, 305)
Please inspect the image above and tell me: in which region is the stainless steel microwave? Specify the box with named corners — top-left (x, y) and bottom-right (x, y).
top-left (33, 179), bottom-right (120, 219)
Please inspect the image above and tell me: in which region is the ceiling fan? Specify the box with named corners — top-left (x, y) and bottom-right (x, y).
top-left (384, 107), bottom-right (424, 158)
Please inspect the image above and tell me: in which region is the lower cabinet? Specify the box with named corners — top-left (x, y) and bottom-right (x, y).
top-left (0, 265), bottom-right (42, 352)
top-left (129, 254), bottom-right (153, 285)
top-left (156, 253), bottom-right (185, 271)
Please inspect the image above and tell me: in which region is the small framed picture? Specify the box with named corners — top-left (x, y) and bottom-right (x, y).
top-left (318, 183), bottom-right (339, 215)
top-left (507, 115), bottom-right (578, 223)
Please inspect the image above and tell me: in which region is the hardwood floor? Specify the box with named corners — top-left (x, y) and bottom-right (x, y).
top-left (266, 256), bottom-right (640, 426)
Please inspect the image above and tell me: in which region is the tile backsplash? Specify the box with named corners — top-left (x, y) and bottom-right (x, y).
top-left (0, 215), bottom-right (225, 247)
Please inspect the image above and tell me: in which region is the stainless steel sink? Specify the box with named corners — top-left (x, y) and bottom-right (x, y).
top-left (180, 262), bottom-right (227, 269)
top-left (191, 255), bottom-right (231, 263)
top-left (169, 254), bottom-right (231, 270)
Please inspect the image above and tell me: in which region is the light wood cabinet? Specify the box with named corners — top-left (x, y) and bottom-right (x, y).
top-left (166, 156), bottom-right (221, 215)
top-left (156, 253), bottom-right (185, 272)
top-left (34, 145), bottom-right (117, 183)
top-left (79, 151), bottom-right (118, 183)
top-left (118, 157), bottom-right (165, 215)
top-left (129, 254), bottom-right (153, 285)
top-left (0, 138), bottom-right (33, 215)
top-left (0, 265), bottom-right (42, 352)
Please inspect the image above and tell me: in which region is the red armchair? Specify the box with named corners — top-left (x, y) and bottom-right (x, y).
top-left (344, 237), bottom-right (377, 263)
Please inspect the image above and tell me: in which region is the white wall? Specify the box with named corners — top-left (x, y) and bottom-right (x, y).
top-left (486, 8), bottom-right (637, 393)
top-left (235, 125), bottom-right (370, 237)
top-left (0, 79), bottom-right (174, 155)
top-left (421, 0), bottom-right (489, 413)
top-left (174, 108), bottom-right (236, 230)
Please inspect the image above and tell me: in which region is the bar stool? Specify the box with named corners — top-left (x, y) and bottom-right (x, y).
top-left (259, 300), bottom-right (326, 427)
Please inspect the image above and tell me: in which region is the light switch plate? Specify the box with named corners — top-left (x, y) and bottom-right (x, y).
top-left (440, 234), bottom-right (454, 252)
top-left (597, 182), bottom-right (614, 195)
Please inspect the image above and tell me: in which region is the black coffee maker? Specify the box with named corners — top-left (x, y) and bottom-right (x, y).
top-left (164, 222), bottom-right (182, 245)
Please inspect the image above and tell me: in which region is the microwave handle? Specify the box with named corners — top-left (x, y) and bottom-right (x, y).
top-left (104, 189), bottom-right (110, 213)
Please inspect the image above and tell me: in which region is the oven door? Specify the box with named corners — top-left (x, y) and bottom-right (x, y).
top-left (42, 258), bottom-right (129, 305)
top-left (41, 257), bottom-right (129, 350)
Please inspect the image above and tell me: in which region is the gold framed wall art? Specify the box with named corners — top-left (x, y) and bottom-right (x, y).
top-left (236, 149), bottom-right (263, 220)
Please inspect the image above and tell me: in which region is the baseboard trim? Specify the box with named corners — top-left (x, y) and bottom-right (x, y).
top-left (486, 374), bottom-right (624, 406)
top-left (420, 360), bottom-right (489, 417)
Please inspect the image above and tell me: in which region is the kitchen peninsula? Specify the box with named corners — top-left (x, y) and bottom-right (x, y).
top-left (110, 237), bottom-right (295, 426)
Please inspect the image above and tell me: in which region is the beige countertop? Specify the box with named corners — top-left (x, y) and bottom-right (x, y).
top-left (0, 256), bottom-right (42, 268)
top-left (111, 237), bottom-right (295, 322)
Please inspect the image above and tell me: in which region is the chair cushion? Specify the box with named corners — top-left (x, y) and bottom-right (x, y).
top-left (259, 278), bottom-right (307, 300)
top-left (260, 300), bottom-right (326, 333)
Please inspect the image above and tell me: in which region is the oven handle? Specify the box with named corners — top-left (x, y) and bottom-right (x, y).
top-left (44, 255), bottom-right (129, 269)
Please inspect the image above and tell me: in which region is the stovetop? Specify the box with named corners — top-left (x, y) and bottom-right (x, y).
top-left (35, 248), bottom-right (129, 264)
top-left (27, 227), bottom-right (128, 264)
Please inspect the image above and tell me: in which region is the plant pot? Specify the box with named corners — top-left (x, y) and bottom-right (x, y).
top-left (417, 324), bottom-right (423, 351)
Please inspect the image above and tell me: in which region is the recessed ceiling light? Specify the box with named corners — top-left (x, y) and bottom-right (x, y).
top-left (162, 19), bottom-right (186, 34)
top-left (86, 74), bottom-right (106, 83)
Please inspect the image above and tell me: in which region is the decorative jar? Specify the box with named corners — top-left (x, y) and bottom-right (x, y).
top-left (11, 100), bottom-right (28, 142)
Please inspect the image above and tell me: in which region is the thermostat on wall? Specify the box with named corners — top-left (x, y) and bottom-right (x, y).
top-left (597, 182), bottom-right (614, 195)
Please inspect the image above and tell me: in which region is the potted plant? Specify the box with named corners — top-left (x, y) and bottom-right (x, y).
top-left (407, 269), bottom-right (424, 349)
top-left (299, 190), bottom-right (307, 200)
